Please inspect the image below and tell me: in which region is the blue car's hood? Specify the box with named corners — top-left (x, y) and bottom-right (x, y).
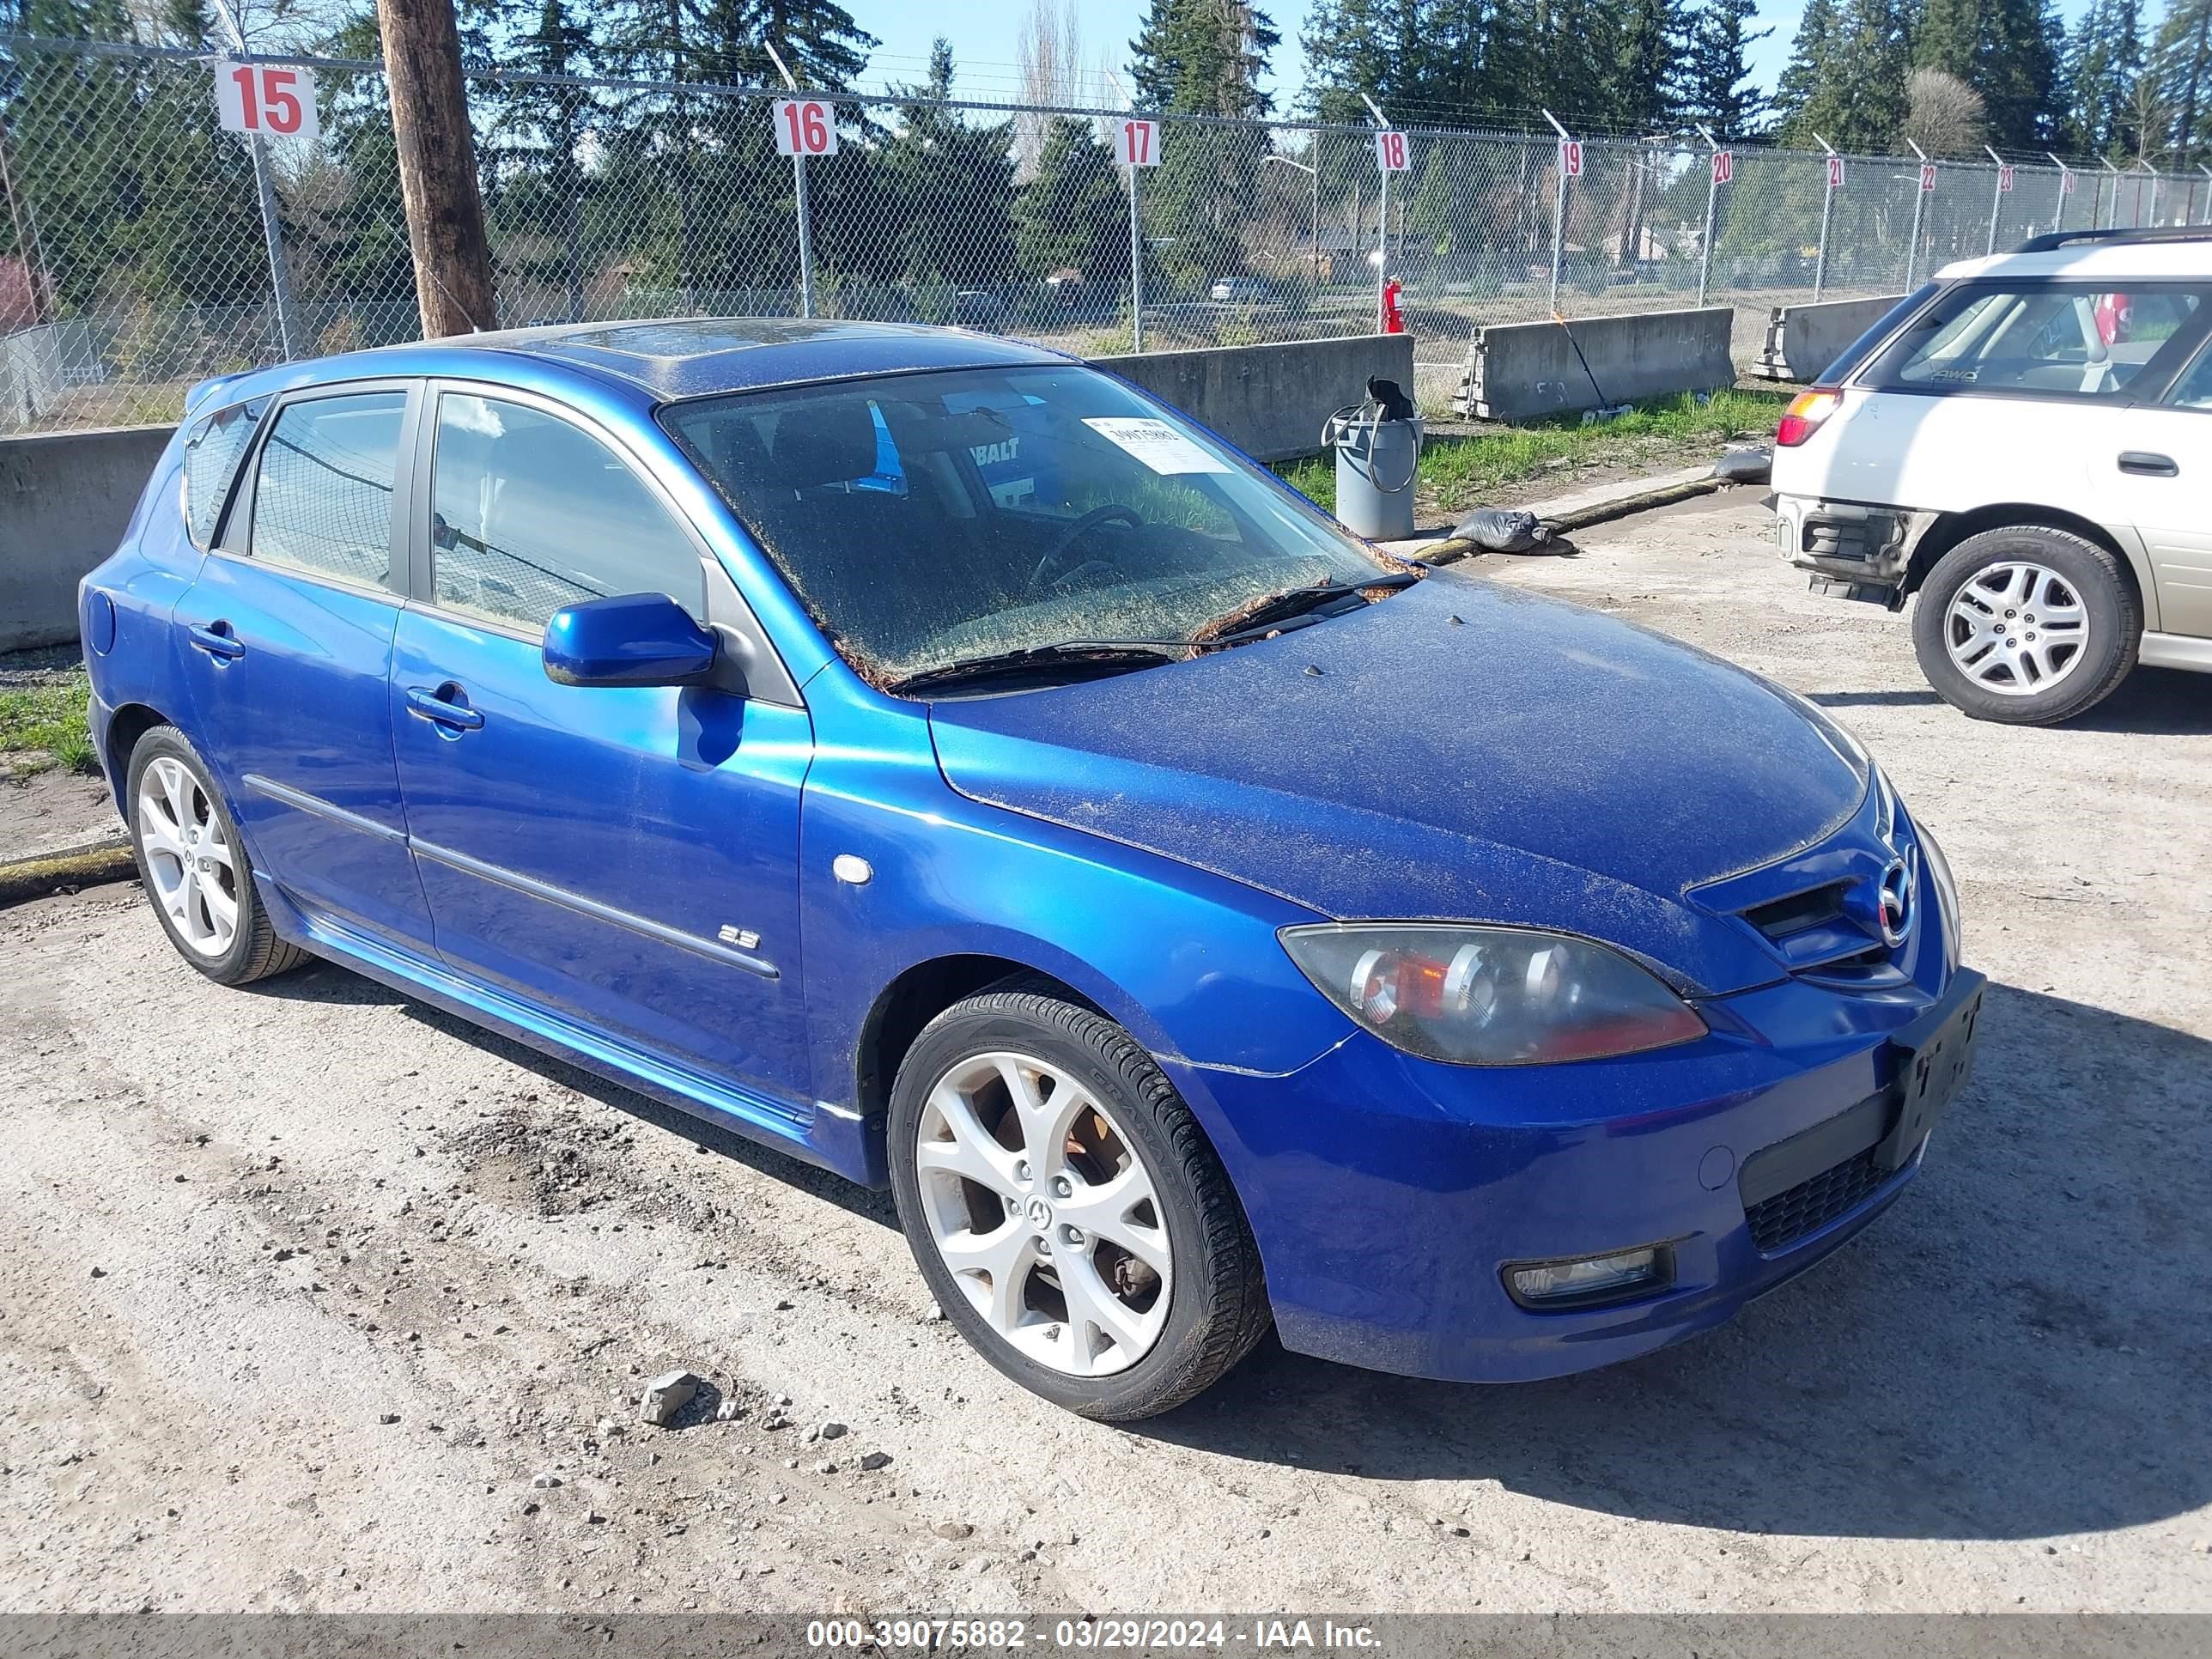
top-left (926, 573), bottom-right (1869, 995)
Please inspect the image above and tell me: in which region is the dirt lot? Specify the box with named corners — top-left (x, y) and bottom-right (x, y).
top-left (3, 493), bottom-right (2209, 1616)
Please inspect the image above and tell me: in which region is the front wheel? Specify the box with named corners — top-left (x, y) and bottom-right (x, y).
top-left (886, 980), bottom-right (1269, 1420)
top-left (1911, 526), bottom-right (2140, 725)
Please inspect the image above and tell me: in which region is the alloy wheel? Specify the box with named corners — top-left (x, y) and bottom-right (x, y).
top-left (137, 755), bottom-right (239, 958)
top-left (1942, 561), bottom-right (2088, 696)
top-left (913, 1049), bottom-right (1172, 1377)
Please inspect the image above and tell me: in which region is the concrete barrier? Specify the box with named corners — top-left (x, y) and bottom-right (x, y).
top-left (2, 423), bottom-right (174, 652)
top-left (1449, 307), bottom-right (1736, 422)
top-left (1098, 333), bottom-right (1416, 462)
top-left (0, 334), bottom-right (1407, 648)
top-left (1751, 294), bottom-right (1906, 383)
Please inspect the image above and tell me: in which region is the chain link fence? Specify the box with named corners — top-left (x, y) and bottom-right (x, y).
top-left (6, 33), bottom-right (2210, 434)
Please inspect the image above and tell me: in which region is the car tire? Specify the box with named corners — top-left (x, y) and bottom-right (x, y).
top-left (125, 726), bottom-right (307, 986)
top-left (886, 977), bottom-right (1270, 1420)
top-left (1911, 526), bottom-right (2140, 725)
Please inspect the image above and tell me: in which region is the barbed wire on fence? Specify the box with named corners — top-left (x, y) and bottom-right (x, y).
top-left (3, 32), bottom-right (2208, 434)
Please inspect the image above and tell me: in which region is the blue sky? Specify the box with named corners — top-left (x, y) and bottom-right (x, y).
top-left (850, 0), bottom-right (2101, 118)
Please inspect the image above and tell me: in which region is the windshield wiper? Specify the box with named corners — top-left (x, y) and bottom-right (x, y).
top-left (888, 641), bottom-right (1181, 695)
top-left (1194, 570), bottom-right (1421, 648)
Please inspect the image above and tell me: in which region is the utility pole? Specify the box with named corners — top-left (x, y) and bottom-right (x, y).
top-left (375, 0), bottom-right (498, 337)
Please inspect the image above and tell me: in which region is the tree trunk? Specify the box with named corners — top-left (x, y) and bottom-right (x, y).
top-left (375, 0), bottom-right (498, 336)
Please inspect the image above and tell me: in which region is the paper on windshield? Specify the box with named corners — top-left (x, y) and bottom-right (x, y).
top-left (1082, 417), bottom-right (1232, 475)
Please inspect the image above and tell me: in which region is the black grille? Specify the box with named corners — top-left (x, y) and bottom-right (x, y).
top-left (1744, 1146), bottom-right (1892, 1253)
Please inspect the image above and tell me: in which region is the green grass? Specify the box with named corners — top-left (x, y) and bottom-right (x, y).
top-left (0, 668), bottom-right (99, 776)
top-left (1276, 386), bottom-right (1788, 516)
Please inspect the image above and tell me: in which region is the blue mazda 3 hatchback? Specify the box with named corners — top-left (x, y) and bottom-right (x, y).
top-left (80, 319), bottom-right (1983, 1419)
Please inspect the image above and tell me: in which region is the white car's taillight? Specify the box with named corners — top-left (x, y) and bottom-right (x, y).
top-left (1776, 386), bottom-right (1842, 447)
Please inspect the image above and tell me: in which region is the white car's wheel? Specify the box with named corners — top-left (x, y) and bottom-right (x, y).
top-left (887, 979), bottom-right (1269, 1419)
top-left (1912, 526), bottom-right (2140, 726)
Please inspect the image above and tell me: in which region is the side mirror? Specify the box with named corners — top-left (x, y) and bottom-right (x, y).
top-left (543, 592), bottom-right (726, 690)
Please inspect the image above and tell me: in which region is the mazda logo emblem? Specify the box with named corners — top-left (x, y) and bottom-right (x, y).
top-left (1878, 858), bottom-right (1914, 947)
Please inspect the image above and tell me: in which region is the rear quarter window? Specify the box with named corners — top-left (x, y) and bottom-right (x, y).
top-left (180, 399), bottom-right (264, 549)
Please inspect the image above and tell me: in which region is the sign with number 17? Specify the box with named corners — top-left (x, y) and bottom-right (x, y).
top-left (1115, 118), bottom-right (1159, 168)
top-left (216, 62), bottom-right (318, 143)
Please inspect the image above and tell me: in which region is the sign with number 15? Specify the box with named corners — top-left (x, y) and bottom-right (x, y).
top-left (216, 62), bottom-right (318, 143)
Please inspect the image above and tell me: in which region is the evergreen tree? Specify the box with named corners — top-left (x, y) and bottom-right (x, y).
top-left (1774, 0), bottom-right (1844, 135)
top-left (1604, 0), bottom-right (1686, 131)
top-left (3, 0), bottom-right (265, 319)
top-left (2151, 0), bottom-right (2212, 167)
top-left (1913, 0), bottom-right (2061, 148)
top-left (595, 0), bottom-right (877, 295)
top-left (1127, 0), bottom-right (1278, 290)
top-left (1782, 0), bottom-right (1912, 152)
top-left (2063, 0), bottom-right (2146, 155)
top-left (1680, 0), bottom-right (1770, 138)
top-left (1012, 116), bottom-right (1125, 280)
top-left (471, 0), bottom-right (599, 322)
top-left (860, 40), bottom-right (1018, 302)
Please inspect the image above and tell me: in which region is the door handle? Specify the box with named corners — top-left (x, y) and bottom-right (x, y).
top-left (2118, 451), bottom-right (2179, 477)
top-left (405, 684), bottom-right (485, 732)
top-left (185, 620), bottom-right (245, 661)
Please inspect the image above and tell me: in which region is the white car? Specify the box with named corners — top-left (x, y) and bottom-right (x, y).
top-left (1771, 228), bottom-right (2212, 724)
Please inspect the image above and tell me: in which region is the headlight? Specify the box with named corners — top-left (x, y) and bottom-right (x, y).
top-left (1279, 923), bottom-right (1708, 1066)
top-left (1917, 817), bottom-right (1962, 972)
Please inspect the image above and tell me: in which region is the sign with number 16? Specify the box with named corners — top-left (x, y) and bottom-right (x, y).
top-left (773, 99), bottom-right (837, 157)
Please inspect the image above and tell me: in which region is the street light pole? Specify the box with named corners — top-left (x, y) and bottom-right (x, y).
top-left (1361, 93), bottom-right (1390, 333)
top-left (1541, 109), bottom-right (1571, 313)
top-left (1984, 145), bottom-right (2006, 255)
top-left (1904, 141), bottom-right (1930, 290)
top-left (1813, 133), bottom-right (1837, 302)
top-left (1696, 125), bottom-right (1721, 307)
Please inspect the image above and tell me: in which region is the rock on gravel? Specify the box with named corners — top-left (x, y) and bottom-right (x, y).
top-left (639, 1370), bottom-right (699, 1427)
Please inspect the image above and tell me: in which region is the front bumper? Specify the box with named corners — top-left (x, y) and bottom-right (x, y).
top-left (1168, 963), bottom-right (1983, 1385)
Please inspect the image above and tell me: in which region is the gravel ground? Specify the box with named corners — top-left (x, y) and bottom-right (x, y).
top-left (3, 493), bottom-right (2209, 1616)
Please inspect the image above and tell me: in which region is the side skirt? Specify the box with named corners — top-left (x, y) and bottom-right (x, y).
top-left (254, 876), bottom-right (885, 1188)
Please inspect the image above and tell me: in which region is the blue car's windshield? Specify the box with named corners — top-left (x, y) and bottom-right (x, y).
top-left (659, 366), bottom-right (1404, 687)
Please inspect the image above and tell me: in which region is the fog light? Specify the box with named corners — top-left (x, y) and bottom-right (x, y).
top-left (1504, 1245), bottom-right (1672, 1310)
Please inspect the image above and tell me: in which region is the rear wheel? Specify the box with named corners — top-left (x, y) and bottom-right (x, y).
top-left (125, 726), bottom-right (307, 986)
top-left (1911, 526), bottom-right (2139, 725)
top-left (886, 980), bottom-right (1269, 1420)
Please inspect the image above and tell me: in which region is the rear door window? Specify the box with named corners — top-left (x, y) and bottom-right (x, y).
top-left (1864, 283), bottom-right (2206, 398)
top-left (249, 391), bottom-right (407, 587)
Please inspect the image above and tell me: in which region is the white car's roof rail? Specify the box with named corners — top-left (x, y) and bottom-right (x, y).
top-left (2014, 226), bottom-right (2212, 254)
